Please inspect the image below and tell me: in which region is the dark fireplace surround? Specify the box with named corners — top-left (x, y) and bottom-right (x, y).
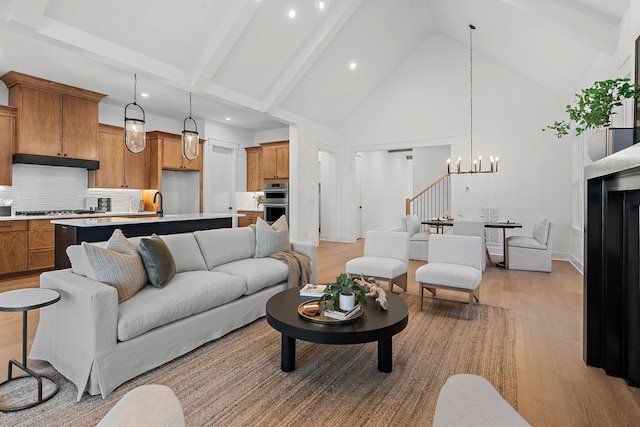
top-left (585, 144), bottom-right (640, 386)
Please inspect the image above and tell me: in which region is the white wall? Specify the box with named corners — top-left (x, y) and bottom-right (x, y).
top-left (567, 5), bottom-right (640, 271)
top-left (338, 33), bottom-right (573, 258)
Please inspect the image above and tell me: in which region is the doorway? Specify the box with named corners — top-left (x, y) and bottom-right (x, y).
top-left (204, 140), bottom-right (237, 217)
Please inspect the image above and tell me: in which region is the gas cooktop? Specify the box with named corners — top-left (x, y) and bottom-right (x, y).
top-left (15, 209), bottom-right (104, 216)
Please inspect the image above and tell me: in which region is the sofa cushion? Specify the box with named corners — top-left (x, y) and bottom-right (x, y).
top-left (532, 218), bottom-right (550, 245)
top-left (194, 227), bottom-right (256, 270)
top-left (402, 215), bottom-right (421, 236)
top-left (82, 236), bottom-right (148, 303)
top-left (255, 215), bottom-right (291, 258)
top-left (159, 233), bottom-right (207, 273)
top-left (117, 271), bottom-right (247, 341)
top-left (139, 235), bottom-right (176, 288)
top-left (212, 257), bottom-right (288, 295)
top-left (410, 231), bottom-right (430, 242)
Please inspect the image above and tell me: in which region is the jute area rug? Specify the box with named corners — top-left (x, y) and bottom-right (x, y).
top-left (3, 295), bottom-right (516, 426)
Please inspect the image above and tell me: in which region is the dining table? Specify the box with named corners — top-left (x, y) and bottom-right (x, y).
top-left (421, 218), bottom-right (523, 269)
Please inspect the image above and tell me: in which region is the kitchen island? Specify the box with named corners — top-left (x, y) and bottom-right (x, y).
top-left (53, 213), bottom-right (237, 269)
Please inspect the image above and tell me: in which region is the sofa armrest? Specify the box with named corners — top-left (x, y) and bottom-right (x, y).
top-left (291, 240), bottom-right (317, 284)
top-left (30, 269), bottom-right (119, 400)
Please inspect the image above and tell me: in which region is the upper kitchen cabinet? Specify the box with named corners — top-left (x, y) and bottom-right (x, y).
top-left (149, 131), bottom-right (201, 171)
top-left (0, 106), bottom-right (16, 186)
top-left (0, 71), bottom-right (106, 161)
top-left (245, 146), bottom-right (263, 191)
top-left (89, 124), bottom-right (150, 189)
top-left (261, 141), bottom-right (289, 182)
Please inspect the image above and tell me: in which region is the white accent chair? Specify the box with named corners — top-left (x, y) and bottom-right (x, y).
top-left (506, 218), bottom-right (553, 272)
top-left (433, 374), bottom-right (531, 427)
top-left (402, 215), bottom-right (430, 261)
top-left (453, 219), bottom-right (487, 271)
top-left (345, 230), bottom-right (409, 292)
top-left (415, 234), bottom-right (483, 319)
top-left (97, 385), bottom-right (185, 426)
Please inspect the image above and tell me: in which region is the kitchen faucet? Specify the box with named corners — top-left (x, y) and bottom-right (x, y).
top-left (153, 191), bottom-right (164, 217)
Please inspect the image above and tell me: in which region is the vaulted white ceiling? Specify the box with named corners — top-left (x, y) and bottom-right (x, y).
top-left (0, 0), bottom-right (630, 131)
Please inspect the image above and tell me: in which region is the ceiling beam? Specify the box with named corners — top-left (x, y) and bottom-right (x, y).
top-left (189, 0), bottom-right (261, 91)
top-left (498, 0), bottom-right (621, 54)
top-left (261, 0), bottom-right (364, 113)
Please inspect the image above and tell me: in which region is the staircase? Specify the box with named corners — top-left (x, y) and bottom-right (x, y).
top-left (405, 173), bottom-right (451, 224)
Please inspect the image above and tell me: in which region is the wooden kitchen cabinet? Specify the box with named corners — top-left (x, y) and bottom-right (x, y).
top-left (89, 124), bottom-right (150, 189)
top-left (245, 146), bottom-right (263, 191)
top-left (28, 219), bottom-right (55, 270)
top-left (0, 106), bottom-right (16, 186)
top-left (151, 131), bottom-right (201, 171)
top-left (145, 131), bottom-right (204, 214)
top-left (238, 210), bottom-right (263, 227)
top-left (0, 71), bottom-right (106, 160)
top-left (261, 141), bottom-right (289, 181)
top-left (0, 220), bottom-right (28, 274)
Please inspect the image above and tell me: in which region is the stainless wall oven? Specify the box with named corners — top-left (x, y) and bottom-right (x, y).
top-left (263, 183), bottom-right (288, 224)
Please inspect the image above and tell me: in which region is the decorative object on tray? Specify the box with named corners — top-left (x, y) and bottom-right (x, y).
top-left (299, 284), bottom-right (327, 298)
top-left (317, 273), bottom-right (366, 314)
top-left (357, 276), bottom-right (389, 311)
top-left (297, 300), bottom-right (363, 324)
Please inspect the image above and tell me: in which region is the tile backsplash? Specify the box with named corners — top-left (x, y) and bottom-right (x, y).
top-left (0, 164), bottom-right (144, 213)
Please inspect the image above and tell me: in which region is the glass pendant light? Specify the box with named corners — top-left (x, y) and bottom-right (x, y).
top-left (182, 92), bottom-right (199, 160)
top-left (124, 73), bottom-right (146, 153)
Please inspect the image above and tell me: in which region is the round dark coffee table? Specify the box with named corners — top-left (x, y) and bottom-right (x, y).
top-left (266, 287), bottom-right (409, 373)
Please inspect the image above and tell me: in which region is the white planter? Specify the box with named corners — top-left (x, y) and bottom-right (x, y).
top-left (339, 292), bottom-right (355, 311)
top-left (587, 129), bottom-right (607, 162)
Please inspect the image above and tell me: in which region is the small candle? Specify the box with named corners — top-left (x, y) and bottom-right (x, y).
top-left (457, 157), bottom-right (461, 173)
top-left (447, 158), bottom-right (451, 174)
top-left (473, 160), bottom-right (477, 172)
top-left (478, 156), bottom-right (482, 172)
top-left (495, 157), bottom-right (499, 172)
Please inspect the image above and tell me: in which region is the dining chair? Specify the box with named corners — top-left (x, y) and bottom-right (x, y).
top-left (401, 215), bottom-right (430, 262)
top-left (453, 219), bottom-right (487, 271)
top-left (506, 218), bottom-right (553, 272)
top-left (415, 234), bottom-right (483, 319)
top-left (345, 230), bottom-right (409, 293)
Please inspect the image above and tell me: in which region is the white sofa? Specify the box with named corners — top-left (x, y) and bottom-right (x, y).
top-left (30, 226), bottom-right (316, 400)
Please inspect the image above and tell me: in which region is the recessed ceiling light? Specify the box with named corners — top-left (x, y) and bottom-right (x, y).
top-left (288, 10), bottom-right (296, 18)
top-left (225, 117), bottom-right (231, 121)
top-left (315, 0), bottom-right (328, 11)
top-left (349, 62), bottom-right (357, 70)
top-left (141, 93), bottom-right (149, 98)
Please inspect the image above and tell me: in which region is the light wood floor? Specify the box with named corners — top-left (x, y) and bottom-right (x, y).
top-left (1, 240), bottom-right (640, 425)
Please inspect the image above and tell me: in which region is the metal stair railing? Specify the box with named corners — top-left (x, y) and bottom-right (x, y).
top-left (405, 173), bottom-right (451, 226)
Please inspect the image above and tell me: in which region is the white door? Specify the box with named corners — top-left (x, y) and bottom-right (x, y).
top-left (204, 140), bottom-right (237, 215)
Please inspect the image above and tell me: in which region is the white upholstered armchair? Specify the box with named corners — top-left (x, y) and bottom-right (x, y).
top-left (506, 218), bottom-right (553, 272)
top-left (345, 230), bottom-right (409, 292)
top-left (401, 215), bottom-right (430, 262)
top-left (415, 234), bottom-right (483, 319)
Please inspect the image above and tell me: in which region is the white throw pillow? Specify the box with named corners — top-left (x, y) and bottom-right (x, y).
top-left (254, 215), bottom-right (292, 258)
top-left (532, 218), bottom-right (550, 245)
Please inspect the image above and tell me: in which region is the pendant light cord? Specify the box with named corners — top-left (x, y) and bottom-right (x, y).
top-left (469, 24), bottom-right (475, 165)
top-left (133, 73), bottom-right (138, 105)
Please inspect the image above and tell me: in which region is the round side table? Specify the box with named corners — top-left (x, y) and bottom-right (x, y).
top-left (0, 288), bottom-right (61, 412)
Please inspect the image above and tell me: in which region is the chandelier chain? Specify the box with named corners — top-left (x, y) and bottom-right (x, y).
top-left (133, 73), bottom-right (138, 104)
top-left (469, 24), bottom-right (474, 164)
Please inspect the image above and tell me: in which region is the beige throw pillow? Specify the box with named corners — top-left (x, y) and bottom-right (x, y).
top-left (83, 229), bottom-right (148, 303)
top-left (254, 215), bottom-right (292, 258)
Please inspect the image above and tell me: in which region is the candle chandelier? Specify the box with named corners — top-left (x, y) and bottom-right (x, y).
top-left (447, 24), bottom-right (499, 175)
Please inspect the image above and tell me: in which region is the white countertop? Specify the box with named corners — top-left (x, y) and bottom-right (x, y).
top-left (50, 213), bottom-right (239, 227)
top-left (0, 211), bottom-right (158, 221)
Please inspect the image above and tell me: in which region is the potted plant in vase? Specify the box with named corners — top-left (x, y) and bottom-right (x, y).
top-left (543, 78), bottom-right (640, 161)
top-left (318, 273), bottom-right (366, 313)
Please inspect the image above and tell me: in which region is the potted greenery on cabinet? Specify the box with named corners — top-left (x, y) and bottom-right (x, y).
top-left (544, 78), bottom-right (640, 138)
